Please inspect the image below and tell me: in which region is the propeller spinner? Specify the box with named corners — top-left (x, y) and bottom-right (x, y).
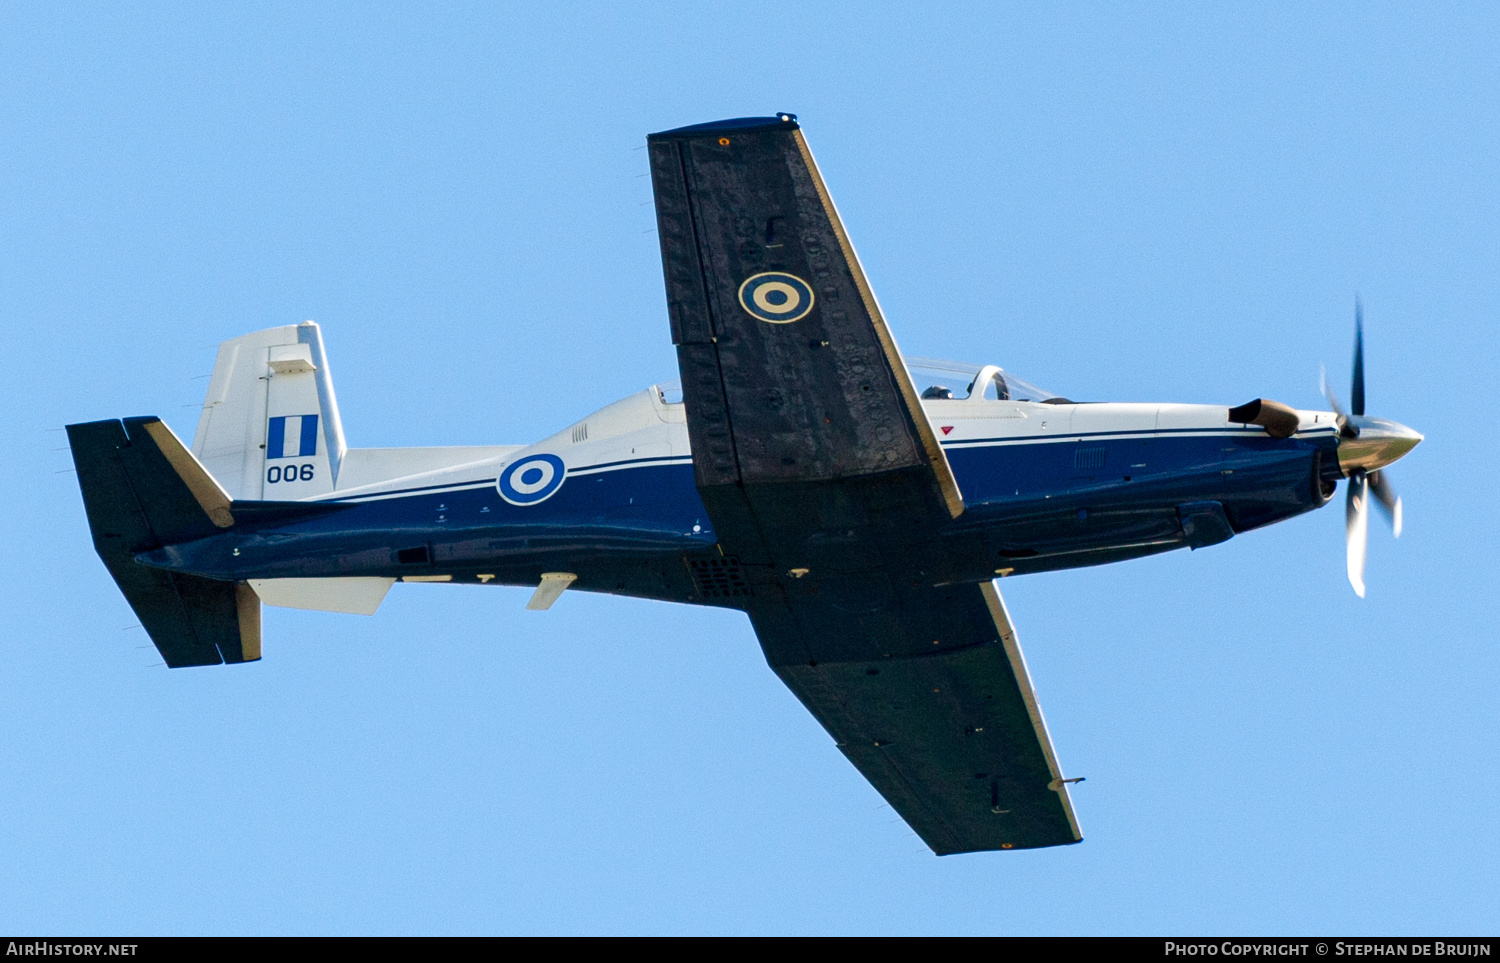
top-left (1321, 301), bottom-right (1423, 597)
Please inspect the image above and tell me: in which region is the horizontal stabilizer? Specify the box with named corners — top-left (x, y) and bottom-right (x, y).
top-left (68, 418), bottom-right (232, 550)
top-left (67, 417), bottom-right (259, 667)
top-left (110, 566), bottom-right (261, 667)
top-left (249, 577), bottom-right (394, 615)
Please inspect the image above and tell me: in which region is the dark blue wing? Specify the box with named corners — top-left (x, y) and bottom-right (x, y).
top-left (649, 116), bottom-right (1080, 852)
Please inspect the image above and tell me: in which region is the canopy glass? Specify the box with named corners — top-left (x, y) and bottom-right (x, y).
top-left (654, 358), bottom-right (1061, 407)
top-left (904, 357), bottom-right (1060, 402)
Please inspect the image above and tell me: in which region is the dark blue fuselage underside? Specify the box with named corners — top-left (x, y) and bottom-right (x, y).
top-left (143, 429), bottom-right (1340, 607)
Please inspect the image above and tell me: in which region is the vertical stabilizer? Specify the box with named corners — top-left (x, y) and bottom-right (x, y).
top-left (192, 322), bottom-right (347, 500)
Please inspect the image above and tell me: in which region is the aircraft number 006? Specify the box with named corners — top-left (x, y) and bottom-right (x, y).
top-left (267, 464), bottom-right (315, 484)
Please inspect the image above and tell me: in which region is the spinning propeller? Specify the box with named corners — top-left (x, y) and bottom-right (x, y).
top-left (1320, 302), bottom-right (1423, 597)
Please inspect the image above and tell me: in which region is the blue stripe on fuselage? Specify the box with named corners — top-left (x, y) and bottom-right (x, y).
top-left (941, 424), bottom-right (1337, 449)
top-left (320, 453), bottom-right (695, 504)
top-left (942, 429), bottom-right (1332, 504)
top-left (164, 431), bottom-right (1330, 583)
top-left (306, 432), bottom-right (1319, 528)
top-left (277, 460), bottom-right (708, 538)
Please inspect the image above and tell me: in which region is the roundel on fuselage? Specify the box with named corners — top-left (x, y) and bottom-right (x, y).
top-left (738, 272), bottom-right (815, 324)
top-left (498, 453), bottom-right (566, 506)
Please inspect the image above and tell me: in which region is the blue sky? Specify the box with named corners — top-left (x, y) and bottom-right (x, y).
top-left (2, 2), bottom-right (1496, 934)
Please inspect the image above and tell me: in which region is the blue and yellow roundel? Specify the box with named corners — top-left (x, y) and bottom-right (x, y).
top-left (498, 453), bottom-right (566, 506)
top-left (738, 272), bottom-right (815, 324)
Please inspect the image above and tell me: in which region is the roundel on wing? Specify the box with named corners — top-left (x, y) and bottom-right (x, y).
top-left (498, 453), bottom-right (566, 506)
top-left (738, 272), bottom-right (815, 324)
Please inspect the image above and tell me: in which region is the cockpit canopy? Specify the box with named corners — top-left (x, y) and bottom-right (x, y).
top-left (654, 358), bottom-right (1061, 407)
top-left (905, 357), bottom-right (1060, 403)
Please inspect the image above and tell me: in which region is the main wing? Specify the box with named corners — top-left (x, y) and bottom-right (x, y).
top-left (760, 579), bottom-right (1081, 853)
top-left (648, 115), bottom-right (1081, 852)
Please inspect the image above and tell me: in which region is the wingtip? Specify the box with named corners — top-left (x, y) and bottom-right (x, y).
top-left (648, 113), bottom-right (800, 140)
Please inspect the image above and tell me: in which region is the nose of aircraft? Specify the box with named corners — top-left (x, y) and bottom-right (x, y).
top-left (1337, 416), bottom-right (1423, 474)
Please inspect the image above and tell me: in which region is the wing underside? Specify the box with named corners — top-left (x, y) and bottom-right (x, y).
top-left (762, 580), bottom-right (1080, 853)
top-left (648, 115), bottom-right (1081, 853)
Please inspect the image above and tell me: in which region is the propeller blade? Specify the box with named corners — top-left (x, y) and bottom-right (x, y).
top-left (1321, 365), bottom-right (1357, 438)
top-left (1346, 471), bottom-right (1369, 597)
top-left (1320, 365), bottom-right (1347, 419)
top-left (1368, 469), bottom-right (1403, 538)
top-left (1351, 299), bottom-right (1365, 417)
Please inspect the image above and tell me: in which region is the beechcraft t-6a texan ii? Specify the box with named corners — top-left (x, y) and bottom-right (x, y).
top-left (68, 114), bottom-right (1422, 855)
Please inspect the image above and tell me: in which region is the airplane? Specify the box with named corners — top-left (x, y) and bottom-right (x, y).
top-left (66, 113), bottom-right (1422, 855)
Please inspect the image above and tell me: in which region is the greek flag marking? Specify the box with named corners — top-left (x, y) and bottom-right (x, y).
top-left (267, 414), bottom-right (319, 459)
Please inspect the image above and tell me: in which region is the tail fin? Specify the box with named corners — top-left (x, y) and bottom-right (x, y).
top-left (67, 417), bottom-right (260, 667)
top-left (192, 321), bottom-right (347, 500)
